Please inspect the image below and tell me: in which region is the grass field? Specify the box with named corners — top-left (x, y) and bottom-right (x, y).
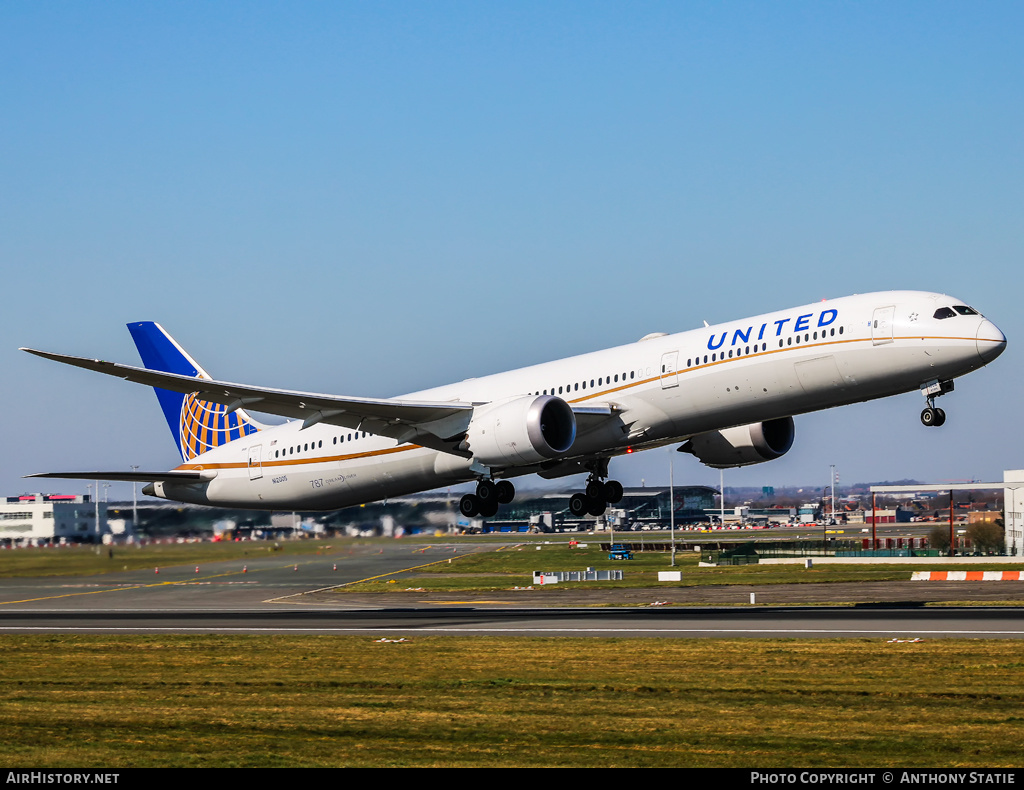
top-left (5, 538), bottom-right (1024, 596)
top-left (1, 634), bottom-right (1022, 768)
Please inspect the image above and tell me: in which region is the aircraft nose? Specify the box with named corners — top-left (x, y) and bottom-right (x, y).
top-left (977, 319), bottom-right (1006, 363)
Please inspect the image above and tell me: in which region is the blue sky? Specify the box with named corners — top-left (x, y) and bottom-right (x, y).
top-left (2, 1), bottom-right (1022, 502)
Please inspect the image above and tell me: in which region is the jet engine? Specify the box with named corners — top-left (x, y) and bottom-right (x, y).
top-left (680, 417), bottom-right (795, 469)
top-left (463, 394), bottom-right (576, 468)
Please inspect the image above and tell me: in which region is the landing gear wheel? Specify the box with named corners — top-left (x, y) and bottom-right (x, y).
top-left (603, 480), bottom-right (624, 504)
top-left (586, 480), bottom-right (604, 500)
top-left (478, 498), bottom-right (499, 518)
top-left (588, 499), bottom-right (607, 517)
top-left (476, 480), bottom-right (498, 503)
top-left (569, 493), bottom-right (590, 518)
top-left (921, 407), bottom-right (939, 427)
top-left (933, 407), bottom-right (946, 426)
top-left (459, 494), bottom-right (480, 517)
top-left (495, 480), bottom-right (516, 504)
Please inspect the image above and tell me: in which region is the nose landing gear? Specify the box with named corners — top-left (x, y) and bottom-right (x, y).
top-left (920, 379), bottom-right (954, 427)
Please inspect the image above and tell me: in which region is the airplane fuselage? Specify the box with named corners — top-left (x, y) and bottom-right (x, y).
top-left (146, 290), bottom-right (1005, 510)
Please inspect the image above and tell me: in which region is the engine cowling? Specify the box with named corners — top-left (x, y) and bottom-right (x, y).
top-left (464, 395), bottom-right (576, 467)
top-left (681, 417), bottom-right (795, 469)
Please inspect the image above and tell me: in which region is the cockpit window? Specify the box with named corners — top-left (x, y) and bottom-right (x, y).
top-left (933, 307), bottom-right (956, 319)
top-left (953, 305), bottom-right (979, 316)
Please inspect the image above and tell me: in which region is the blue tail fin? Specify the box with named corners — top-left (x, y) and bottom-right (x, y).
top-left (127, 322), bottom-right (262, 461)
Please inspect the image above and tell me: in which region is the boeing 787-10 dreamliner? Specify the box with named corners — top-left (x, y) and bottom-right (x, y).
top-left (22, 290), bottom-right (1006, 518)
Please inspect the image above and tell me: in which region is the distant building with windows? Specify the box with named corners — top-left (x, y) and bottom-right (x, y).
top-left (0, 494), bottom-right (108, 545)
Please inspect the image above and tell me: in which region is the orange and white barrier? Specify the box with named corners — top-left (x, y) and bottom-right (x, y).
top-left (912, 571), bottom-right (1023, 581)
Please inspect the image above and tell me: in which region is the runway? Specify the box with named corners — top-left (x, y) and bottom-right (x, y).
top-left (0, 605), bottom-right (1023, 638)
top-left (1, 542), bottom-right (1023, 638)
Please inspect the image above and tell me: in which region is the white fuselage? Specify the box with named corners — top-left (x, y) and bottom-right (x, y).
top-left (149, 291), bottom-right (1005, 510)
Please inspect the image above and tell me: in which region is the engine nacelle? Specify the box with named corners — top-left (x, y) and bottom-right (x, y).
top-left (681, 417), bottom-right (795, 469)
top-left (464, 395), bottom-right (576, 468)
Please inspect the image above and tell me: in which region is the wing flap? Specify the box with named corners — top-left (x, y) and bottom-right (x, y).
top-left (570, 401), bottom-right (623, 437)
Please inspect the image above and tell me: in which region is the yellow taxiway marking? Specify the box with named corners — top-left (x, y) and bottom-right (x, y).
top-left (0, 562), bottom-right (304, 606)
top-left (424, 600), bottom-right (518, 605)
top-left (328, 555), bottom-right (471, 588)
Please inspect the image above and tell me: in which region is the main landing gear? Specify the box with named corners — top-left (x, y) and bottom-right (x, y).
top-left (459, 480), bottom-right (515, 518)
top-left (457, 470), bottom-right (625, 521)
top-left (920, 379), bottom-right (954, 427)
top-left (569, 477), bottom-right (624, 518)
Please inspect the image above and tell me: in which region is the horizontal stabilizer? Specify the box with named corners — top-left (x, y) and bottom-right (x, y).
top-left (24, 470), bottom-right (208, 483)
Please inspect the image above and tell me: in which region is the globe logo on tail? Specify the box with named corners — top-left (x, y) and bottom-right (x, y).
top-left (178, 393), bottom-right (259, 461)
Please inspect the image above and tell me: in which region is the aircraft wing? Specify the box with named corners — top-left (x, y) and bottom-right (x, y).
top-left (20, 348), bottom-right (476, 456)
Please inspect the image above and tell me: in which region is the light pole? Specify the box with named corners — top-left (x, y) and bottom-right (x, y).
top-left (669, 450), bottom-right (676, 566)
top-left (720, 468), bottom-right (725, 528)
top-left (830, 464), bottom-right (836, 524)
top-left (93, 480), bottom-right (99, 545)
top-left (131, 465), bottom-right (139, 536)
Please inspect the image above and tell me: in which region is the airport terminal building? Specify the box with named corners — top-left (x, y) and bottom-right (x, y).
top-left (488, 486), bottom-right (719, 531)
top-left (0, 494), bottom-right (108, 545)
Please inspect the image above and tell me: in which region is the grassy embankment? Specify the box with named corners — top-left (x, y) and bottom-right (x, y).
top-left (1, 634), bottom-right (1022, 768)
top-left (339, 541), bottom-right (1024, 593)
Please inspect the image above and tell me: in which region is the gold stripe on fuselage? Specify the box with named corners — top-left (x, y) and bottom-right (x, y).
top-left (176, 332), bottom-right (977, 474)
